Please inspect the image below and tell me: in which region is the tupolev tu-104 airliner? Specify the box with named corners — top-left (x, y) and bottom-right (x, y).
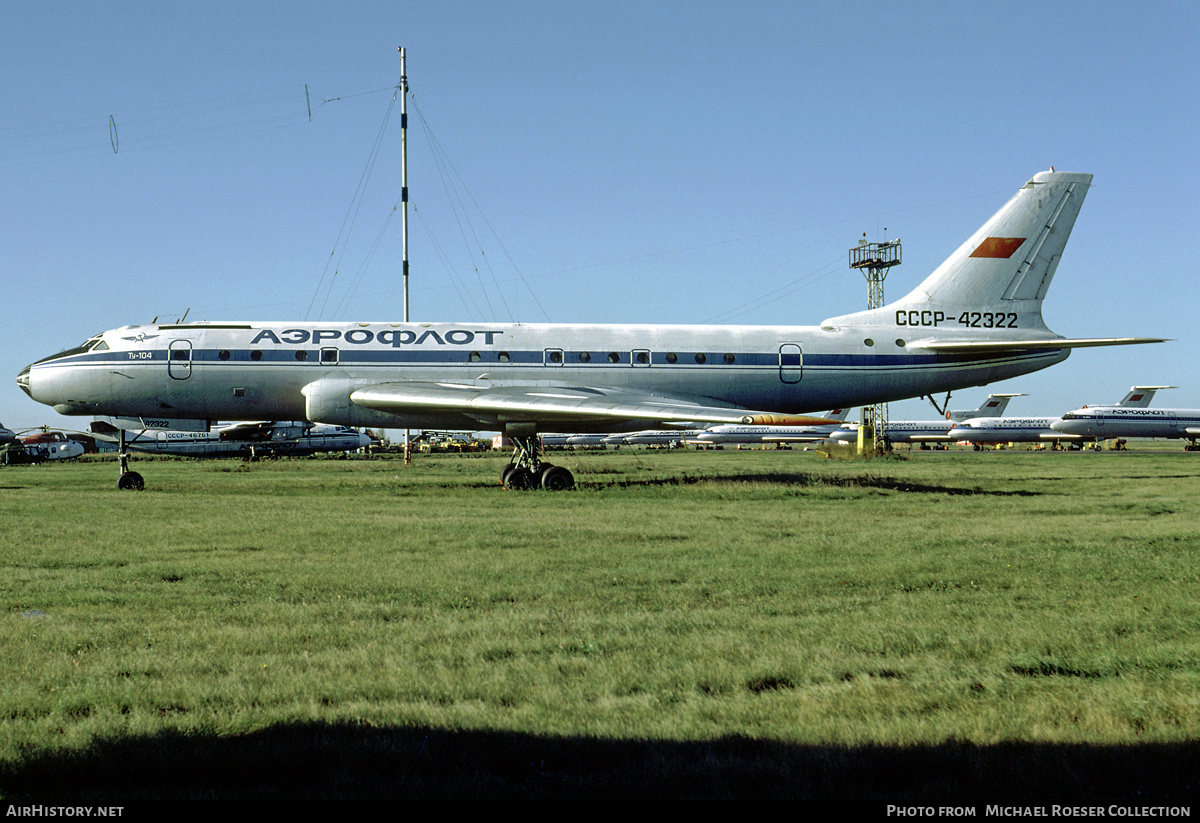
top-left (18, 170), bottom-right (1163, 490)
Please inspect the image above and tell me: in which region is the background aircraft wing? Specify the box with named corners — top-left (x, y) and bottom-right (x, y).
top-left (217, 421), bottom-right (280, 434)
top-left (349, 382), bottom-right (834, 428)
top-left (761, 434), bottom-right (836, 442)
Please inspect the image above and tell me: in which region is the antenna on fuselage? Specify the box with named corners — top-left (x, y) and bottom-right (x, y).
top-left (849, 234), bottom-right (902, 455)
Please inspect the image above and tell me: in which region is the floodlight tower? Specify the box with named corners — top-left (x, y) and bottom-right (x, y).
top-left (849, 235), bottom-right (902, 455)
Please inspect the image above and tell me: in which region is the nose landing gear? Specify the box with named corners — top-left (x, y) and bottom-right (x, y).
top-left (116, 429), bottom-right (145, 491)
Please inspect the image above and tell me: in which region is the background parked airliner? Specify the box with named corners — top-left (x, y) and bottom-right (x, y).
top-left (17, 170), bottom-right (1162, 490)
top-left (89, 419), bottom-right (376, 459)
top-left (1050, 390), bottom-right (1200, 449)
top-left (690, 409), bottom-right (851, 446)
top-left (828, 394), bottom-right (1024, 446)
top-left (949, 386), bottom-right (1171, 448)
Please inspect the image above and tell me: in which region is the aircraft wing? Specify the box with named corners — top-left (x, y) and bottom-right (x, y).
top-left (914, 337), bottom-right (1165, 353)
top-left (217, 420), bottom-right (310, 436)
top-left (761, 434), bottom-right (835, 442)
top-left (349, 382), bottom-right (834, 428)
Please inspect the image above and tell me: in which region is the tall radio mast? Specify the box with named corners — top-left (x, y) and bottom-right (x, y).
top-left (849, 234), bottom-right (902, 454)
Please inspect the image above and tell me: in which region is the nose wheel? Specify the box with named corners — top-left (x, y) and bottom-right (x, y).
top-left (115, 428), bottom-right (145, 491)
top-left (117, 470), bottom-right (144, 490)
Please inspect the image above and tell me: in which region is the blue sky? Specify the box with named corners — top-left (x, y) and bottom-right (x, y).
top-left (3, 0), bottom-right (1197, 433)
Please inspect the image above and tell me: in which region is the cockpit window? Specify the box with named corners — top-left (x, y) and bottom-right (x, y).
top-left (30, 334), bottom-right (107, 366)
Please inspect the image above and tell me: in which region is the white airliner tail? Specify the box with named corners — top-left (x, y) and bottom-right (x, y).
top-left (947, 393), bottom-right (1025, 422)
top-left (822, 170), bottom-right (1161, 352)
top-left (1115, 386), bottom-right (1175, 408)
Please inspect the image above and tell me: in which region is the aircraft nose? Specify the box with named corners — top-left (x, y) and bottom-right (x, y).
top-left (16, 364), bottom-right (32, 399)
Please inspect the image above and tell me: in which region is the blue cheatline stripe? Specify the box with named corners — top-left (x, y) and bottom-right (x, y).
top-left (46, 346), bottom-right (1060, 370)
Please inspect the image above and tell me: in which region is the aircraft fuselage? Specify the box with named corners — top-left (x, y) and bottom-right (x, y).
top-left (20, 320), bottom-right (1069, 433)
top-left (1051, 408), bottom-right (1200, 440)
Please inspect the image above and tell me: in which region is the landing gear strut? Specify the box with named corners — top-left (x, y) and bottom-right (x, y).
top-left (501, 427), bottom-right (574, 490)
top-left (116, 428), bottom-right (144, 491)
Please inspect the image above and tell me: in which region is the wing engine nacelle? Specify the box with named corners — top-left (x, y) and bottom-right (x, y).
top-left (302, 377), bottom-right (425, 428)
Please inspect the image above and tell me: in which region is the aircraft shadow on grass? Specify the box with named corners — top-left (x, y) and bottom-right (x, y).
top-left (590, 472), bottom-right (1043, 496)
top-left (1, 722), bottom-right (1196, 801)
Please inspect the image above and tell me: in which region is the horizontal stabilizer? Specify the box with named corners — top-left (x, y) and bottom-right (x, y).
top-left (91, 415), bottom-right (212, 432)
top-left (914, 337), bottom-right (1166, 353)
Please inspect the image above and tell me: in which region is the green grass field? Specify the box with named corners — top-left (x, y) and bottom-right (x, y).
top-left (2, 447), bottom-right (1198, 800)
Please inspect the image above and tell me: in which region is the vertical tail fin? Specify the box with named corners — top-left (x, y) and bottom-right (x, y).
top-left (822, 170), bottom-right (1092, 331)
top-left (947, 392), bottom-right (1026, 422)
top-left (1115, 386), bottom-right (1175, 408)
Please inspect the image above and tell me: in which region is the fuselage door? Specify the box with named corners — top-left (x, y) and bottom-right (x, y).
top-left (168, 340), bottom-right (193, 380)
top-left (779, 343), bottom-right (802, 384)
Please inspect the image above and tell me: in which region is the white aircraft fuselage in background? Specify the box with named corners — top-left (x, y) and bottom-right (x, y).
top-left (1051, 407), bottom-right (1200, 445)
top-left (90, 420), bottom-right (375, 458)
top-left (691, 409), bottom-right (851, 445)
top-left (828, 393), bottom-right (1023, 445)
top-left (16, 171), bottom-right (1163, 488)
top-left (949, 417), bottom-right (1081, 445)
top-left (949, 386), bottom-right (1172, 446)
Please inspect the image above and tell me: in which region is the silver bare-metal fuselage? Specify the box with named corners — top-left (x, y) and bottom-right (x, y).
top-left (19, 319), bottom-right (1067, 432)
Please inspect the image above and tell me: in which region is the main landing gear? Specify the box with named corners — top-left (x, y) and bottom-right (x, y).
top-left (500, 428), bottom-right (574, 491)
